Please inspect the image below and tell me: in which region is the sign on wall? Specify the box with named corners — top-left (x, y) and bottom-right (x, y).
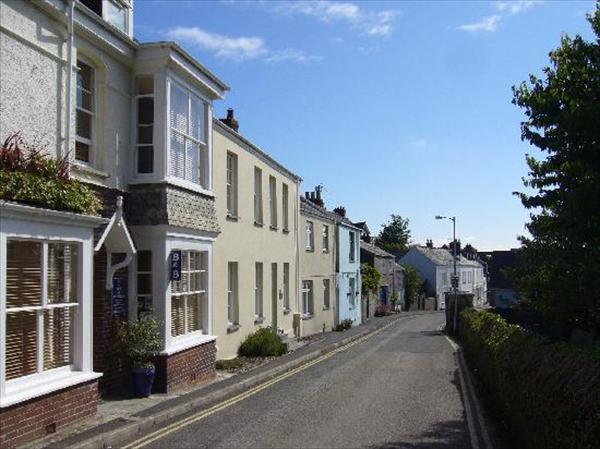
top-left (112, 275), bottom-right (128, 319)
top-left (171, 250), bottom-right (182, 281)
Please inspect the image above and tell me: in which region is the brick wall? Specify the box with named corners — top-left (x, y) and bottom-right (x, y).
top-left (153, 340), bottom-right (217, 393)
top-left (93, 248), bottom-right (129, 395)
top-left (0, 380), bottom-right (98, 449)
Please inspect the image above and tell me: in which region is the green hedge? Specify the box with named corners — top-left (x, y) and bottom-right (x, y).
top-left (238, 328), bottom-right (287, 357)
top-left (0, 170), bottom-right (101, 215)
top-left (459, 309), bottom-right (600, 449)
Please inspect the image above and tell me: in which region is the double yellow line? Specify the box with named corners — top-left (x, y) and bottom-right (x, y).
top-left (123, 321), bottom-right (395, 449)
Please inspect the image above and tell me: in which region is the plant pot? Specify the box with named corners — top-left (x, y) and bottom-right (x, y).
top-left (132, 366), bottom-right (155, 398)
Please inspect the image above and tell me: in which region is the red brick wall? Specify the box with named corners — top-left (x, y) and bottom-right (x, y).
top-left (93, 248), bottom-right (129, 395)
top-left (0, 380), bottom-right (98, 449)
top-left (153, 340), bottom-right (217, 393)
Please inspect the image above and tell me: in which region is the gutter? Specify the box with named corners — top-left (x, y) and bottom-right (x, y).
top-left (65, 0), bottom-right (75, 161)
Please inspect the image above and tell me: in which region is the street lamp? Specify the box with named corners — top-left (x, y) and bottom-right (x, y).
top-left (435, 215), bottom-right (458, 334)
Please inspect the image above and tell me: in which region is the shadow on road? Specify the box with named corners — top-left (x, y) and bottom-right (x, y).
top-left (368, 419), bottom-right (470, 449)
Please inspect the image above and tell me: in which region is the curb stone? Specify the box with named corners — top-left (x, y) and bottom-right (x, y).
top-left (47, 314), bottom-right (408, 449)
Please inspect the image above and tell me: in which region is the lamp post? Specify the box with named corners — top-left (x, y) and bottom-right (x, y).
top-left (435, 215), bottom-right (458, 334)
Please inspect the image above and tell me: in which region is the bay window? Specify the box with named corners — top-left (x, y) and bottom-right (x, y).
top-left (171, 250), bottom-right (207, 337)
top-left (5, 240), bottom-right (79, 381)
top-left (135, 76), bottom-right (154, 174)
top-left (169, 82), bottom-right (208, 187)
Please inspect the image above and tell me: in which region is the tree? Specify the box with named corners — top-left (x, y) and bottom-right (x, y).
top-left (512, 6), bottom-right (600, 335)
top-left (402, 265), bottom-right (424, 310)
top-left (376, 214), bottom-right (411, 254)
top-left (360, 263), bottom-right (382, 297)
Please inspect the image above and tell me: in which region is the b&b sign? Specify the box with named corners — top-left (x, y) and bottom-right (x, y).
top-left (171, 250), bottom-right (182, 281)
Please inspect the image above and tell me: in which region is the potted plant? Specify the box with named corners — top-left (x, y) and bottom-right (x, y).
top-left (117, 317), bottom-right (162, 398)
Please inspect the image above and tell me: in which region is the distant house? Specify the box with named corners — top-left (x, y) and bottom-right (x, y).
top-left (360, 240), bottom-right (403, 316)
top-left (398, 244), bottom-right (487, 309)
top-left (479, 250), bottom-right (520, 308)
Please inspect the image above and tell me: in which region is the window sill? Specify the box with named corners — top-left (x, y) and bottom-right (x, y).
top-left (162, 333), bottom-right (216, 356)
top-left (254, 221), bottom-right (264, 228)
top-left (1, 370), bottom-right (102, 408)
top-left (254, 317), bottom-right (264, 325)
top-left (269, 225), bottom-right (278, 231)
top-left (165, 176), bottom-right (215, 198)
top-left (227, 324), bottom-right (240, 334)
top-left (323, 306), bottom-right (330, 311)
top-left (301, 314), bottom-right (313, 320)
top-left (306, 248), bottom-right (314, 253)
top-left (226, 214), bottom-right (239, 222)
top-left (282, 229), bottom-right (290, 234)
top-left (283, 308), bottom-right (291, 315)
top-left (72, 162), bottom-right (110, 180)
top-left (322, 250), bottom-right (330, 254)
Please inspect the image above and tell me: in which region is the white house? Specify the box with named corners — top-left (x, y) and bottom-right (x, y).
top-left (399, 246), bottom-right (487, 309)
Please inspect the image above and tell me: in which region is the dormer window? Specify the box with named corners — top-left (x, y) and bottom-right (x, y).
top-left (80, 0), bottom-right (130, 35)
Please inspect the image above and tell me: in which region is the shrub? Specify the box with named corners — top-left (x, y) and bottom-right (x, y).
top-left (238, 328), bottom-right (287, 357)
top-left (0, 132), bottom-right (101, 215)
top-left (460, 309), bottom-right (600, 449)
top-left (374, 302), bottom-right (389, 317)
top-left (334, 319), bottom-right (353, 331)
top-left (116, 317), bottom-right (162, 369)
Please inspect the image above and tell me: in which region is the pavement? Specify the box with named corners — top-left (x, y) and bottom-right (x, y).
top-left (28, 313), bottom-right (408, 449)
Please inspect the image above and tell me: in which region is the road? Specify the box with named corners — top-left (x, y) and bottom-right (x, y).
top-left (126, 312), bottom-right (492, 449)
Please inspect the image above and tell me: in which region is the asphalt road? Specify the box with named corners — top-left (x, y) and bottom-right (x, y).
top-left (134, 313), bottom-right (483, 449)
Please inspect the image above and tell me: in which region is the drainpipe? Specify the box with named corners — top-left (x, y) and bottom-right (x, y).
top-left (294, 179), bottom-right (301, 336)
top-left (65, 0), bottom-right (75, 164)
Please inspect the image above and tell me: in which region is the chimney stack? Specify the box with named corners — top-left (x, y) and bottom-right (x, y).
top-left (220, 108), bottom-right (239, 132)
top-left (333, 206), bottom-right (346, 217)
top-left (426, 239), bottom-right (433, 248)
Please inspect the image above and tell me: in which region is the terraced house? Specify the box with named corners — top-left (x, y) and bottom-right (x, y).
top-left (211, 111), bottom-right (301, 359)
top-left (300, 190), bottom-right (337, 335)
top-left (0, 0), bottom-right (228, 446)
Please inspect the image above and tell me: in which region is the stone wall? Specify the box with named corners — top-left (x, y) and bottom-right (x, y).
top-left (153, 340), bottom-right (217, 393)
top-left (0, 381), bottom-right (98, 448)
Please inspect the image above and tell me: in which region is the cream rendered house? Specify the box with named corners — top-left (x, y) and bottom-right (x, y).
top-left (212, 113), bottom-right (301, 359)
top-left (299, 194), bottom-right (337, 335)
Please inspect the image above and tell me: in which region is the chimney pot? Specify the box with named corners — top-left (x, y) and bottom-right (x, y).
top-left (220, 108), bottom-right (239, 132)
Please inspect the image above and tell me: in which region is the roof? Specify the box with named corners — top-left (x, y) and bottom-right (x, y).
top-left (299, 197), bottom-right (360, 230)
top-left (360, 240), bottom-right (395, 259)
top-left (300, 197), bottom-right (336, 222)
top-left (411, 246), bottom-right (482, 267)
top-left (214, 119), bottom-right (302, 182)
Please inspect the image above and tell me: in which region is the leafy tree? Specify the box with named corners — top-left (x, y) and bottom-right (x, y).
top-left (360, 263), bottom-right (382, 297)
top-left (512, 6), bottom-right (600, 335)
top-left (376, 214), bottom-right (411, 254)
top-left (402, 265), bottom-right (424, 310)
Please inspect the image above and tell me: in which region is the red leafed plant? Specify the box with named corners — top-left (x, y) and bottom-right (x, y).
top-left (1, 132), bottom-right (70, 180)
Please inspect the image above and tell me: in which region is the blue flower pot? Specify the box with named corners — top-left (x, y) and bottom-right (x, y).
top-left (132, 366), bottom-right (155, 398)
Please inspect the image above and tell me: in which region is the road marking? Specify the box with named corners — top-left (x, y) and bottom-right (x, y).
top-left (123, 319), bottom-right (400, 449)
top-left (444, 334), bottom-right (493, 449)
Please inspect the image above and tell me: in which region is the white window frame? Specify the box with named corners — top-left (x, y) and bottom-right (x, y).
top-left (226, 152), bottom-right (238, 217)
top-left (170, 250), bottom-right (207, 337)
top-left (348, 277), bottom-right (356, 309)
top-left (301, 280), bottom-right (313, 317)
top-left (0, 209), bottom-right (101, 408)
top-left (282, 183), bottom-right (289, 232)
top-left (75, 58), bottom-right (95, 165)
top-left (255, 262), bottom-right (263, 320)
top-left (102, 0), bottom-right (131, 35)
top-left (322, 225), bottom-right (329, 252)
top-left (254, 167), bottom-right (263, 225)
top-left (167, 78), bottom-right (210, 189)
top-left (269, 176), bottom-right (278, 229)
top-left (349, 231), bottom-right (356, 262)
top-left (283, 263), bottom-right (290, 311)
top-left (323, 279), bottom-right (330, 310)
top-left (306, 221), bottom-right (314, 251)
top-left (134, 75), bottom-right (154, 175)
top-left (135, 250), bottom-right (153, 319)
top-left (227, 262), bottom-right (238, 326)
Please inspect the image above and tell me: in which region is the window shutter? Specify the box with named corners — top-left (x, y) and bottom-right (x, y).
top-left (6, 311), bottom-right (37, 380)
top-left (7, 241), bottom-right (41, 308)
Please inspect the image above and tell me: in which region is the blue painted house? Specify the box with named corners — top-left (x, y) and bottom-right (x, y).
top-left (332, 207), bottom-right (362, 326)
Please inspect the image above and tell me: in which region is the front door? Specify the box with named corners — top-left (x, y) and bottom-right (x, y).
top-left (271, 263), bottom-right (278, 332)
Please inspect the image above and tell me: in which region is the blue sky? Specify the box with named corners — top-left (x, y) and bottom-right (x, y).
top-left (134, 0), bottom-right (597, 250)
